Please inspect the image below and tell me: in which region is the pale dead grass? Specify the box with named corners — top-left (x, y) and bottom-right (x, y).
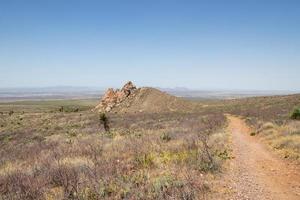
top-left (257, 121), bottom-right (300, 161)
top-left (0, 98), bottom-right (228, 199)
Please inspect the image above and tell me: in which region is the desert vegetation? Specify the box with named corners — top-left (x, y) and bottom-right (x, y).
top-left (0, 99), bottom-right (228, 200)
top-left (1, 90), bottom-right (299, 199)
top-left (222, 94), bottom-right (300, 162)
top-left (290, 107), bottom-right (300, 120)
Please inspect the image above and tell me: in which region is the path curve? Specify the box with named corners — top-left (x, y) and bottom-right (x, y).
top-left (226, 115), bottom-right (300, 200)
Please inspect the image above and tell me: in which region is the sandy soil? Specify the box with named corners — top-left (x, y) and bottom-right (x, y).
top-left (220, 116), bottom-right (300, 200)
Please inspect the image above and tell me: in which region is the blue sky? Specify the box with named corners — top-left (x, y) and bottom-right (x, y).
top-left (0, 0), bottom-right (300, 90)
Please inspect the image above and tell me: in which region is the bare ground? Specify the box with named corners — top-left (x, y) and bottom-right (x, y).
top-left (220, 116), bottom-right (300, 200)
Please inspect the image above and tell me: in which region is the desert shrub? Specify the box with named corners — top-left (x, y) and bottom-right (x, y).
top-left (160, 132), bottom-right (171, 142)
top-left (151, 175), bottom-right (182, 199)
top-left (46, 151), bottom-right (82, 199)
top-left (67, 130), bottom-right (77, 137)
top-left (262, 122), bottom-right (276, 130)
top-left (290, 107), bottom-right (300, 120)
top-left (180, 114), bottom-right (226, 172)
top-left (99, 113), bottom-right (110, 132)
top-left (31, 135), bottom-right (45, 142)
top-left (8, 110), bottom-right (14, 116)
top-left (250, 132), bottom-right (256, 136)
top-left (50, 165), bottom-right (80, 199)
top-left (217, 149), bottom-right (232, 160)
top-left (78, 187), bottom-right (100, 200)
top-left (198, 134), bottom-right (217, 172)
top-left (59, 106), bottom-right (80, 113)
top-left (0, 134), bottom-right (13, 143)
top-left (64, 106), bottom-right (80, 113)
top-left (150, 173), bottom-right (207, 200)
top-left (0, 171), bottom-right (46, 200)
top-left (178, 133), bottom-right (222, 173)
top-left (59, 106), bottom-right (64, 112)
top-left (135, 153), bottom-right (155, 168)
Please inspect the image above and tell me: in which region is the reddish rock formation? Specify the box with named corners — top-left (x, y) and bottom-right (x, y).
top-left (94, 81), bottom-right (137, 112)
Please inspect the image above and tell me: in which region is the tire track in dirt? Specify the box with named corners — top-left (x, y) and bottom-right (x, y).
top-left (226, 115), bottom-right (300, 200)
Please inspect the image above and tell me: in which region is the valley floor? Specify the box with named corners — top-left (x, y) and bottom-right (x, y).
top-left (222, 116), bottom-right (300, 200)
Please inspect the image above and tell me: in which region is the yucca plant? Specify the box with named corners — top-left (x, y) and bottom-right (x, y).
top-left (290, 107), bottom-right (300, 120)
top-left (99, 113), bottom-right (110, 131)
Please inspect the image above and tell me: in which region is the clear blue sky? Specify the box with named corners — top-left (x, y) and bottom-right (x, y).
top-left (1, 0), bottom-right (300, 90)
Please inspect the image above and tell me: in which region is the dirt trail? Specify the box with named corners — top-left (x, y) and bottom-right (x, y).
top-left (226, 115), bottom-right (300, 200)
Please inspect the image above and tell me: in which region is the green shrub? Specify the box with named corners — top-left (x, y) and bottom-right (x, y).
top-left (1, 134), bottom-right (13, 143)
top-left (151, 175), bottom-right (194, 199)
top-left (152, 175), bottom-right (176, 194)
top-left (59, 106), bottom-right (64, 112)
top-left (217, 149), bottom-right (232, 160)
top-left (67, 130), bottom-right (77, 137)
top-left (59, 106), bottom-right (80, 112)
top-left (160, 132), bottom-right (171, 142)
top-left (99, 113), bottom-right (110, 132)
top-left (135, 153), bottom-right (155, 168)
top-left (250, 132), bottom-right (256, 136)
top-left (290, 107), bottom-right (300, 120)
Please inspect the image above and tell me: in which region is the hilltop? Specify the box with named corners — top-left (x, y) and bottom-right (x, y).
top-left (93, 81), bottom-right (196, 113)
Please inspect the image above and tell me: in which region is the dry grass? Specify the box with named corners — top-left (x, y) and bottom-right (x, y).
top-left (255, 121), bottom-right (300, 161)
top-left (3, 93), bottom-right (298, 199)
top-left (223, 94), bottom-right (300, 123)
top-left (220, 94), bottom-right (300, 162)
top-left (0, 99), bottom-right (227, 200)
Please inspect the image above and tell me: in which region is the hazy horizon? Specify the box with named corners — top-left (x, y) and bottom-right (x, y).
top-left (0, 84), bottom-right (299, 102)
top-left (0, 85), bottom-right (300, 92)
top-left (1, 1), bottom-right (300, 90)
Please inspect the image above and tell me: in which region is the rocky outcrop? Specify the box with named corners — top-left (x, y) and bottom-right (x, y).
top-left (94, 81), bottom-right (137, 112)
top-left (94, 81), bottom-right (197, 114)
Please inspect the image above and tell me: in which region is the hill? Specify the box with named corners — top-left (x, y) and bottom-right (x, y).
top-left (94, 81), bottom-right (197, 113)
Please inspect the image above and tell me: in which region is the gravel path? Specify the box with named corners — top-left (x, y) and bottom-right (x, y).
top-left (225, 116), bottom-right (300, 200)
